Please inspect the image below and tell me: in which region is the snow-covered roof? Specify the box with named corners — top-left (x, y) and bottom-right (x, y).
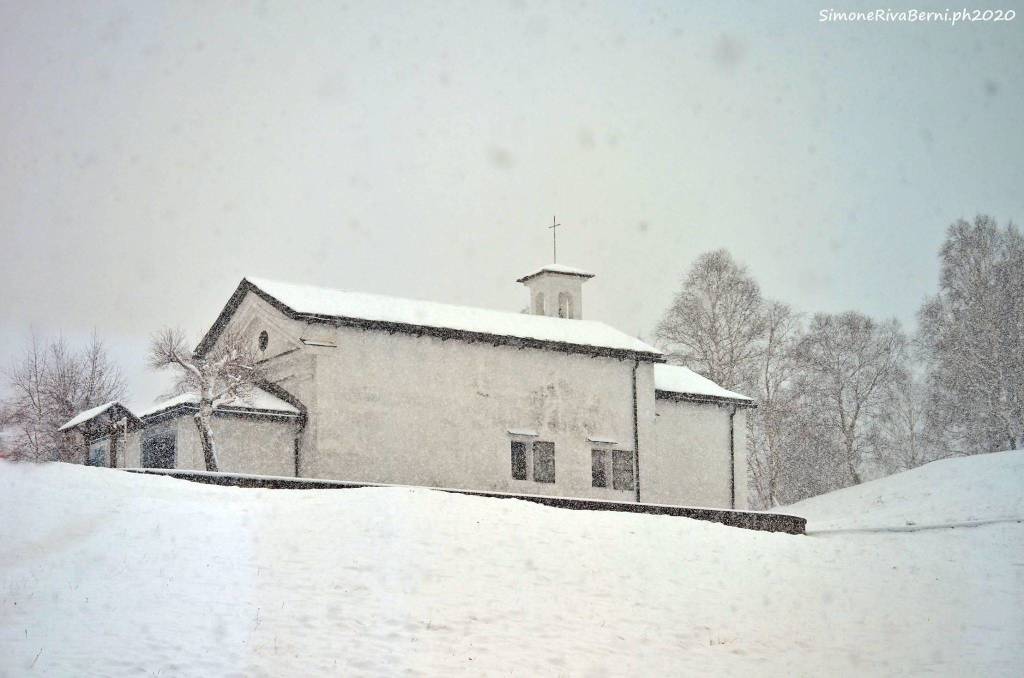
top-left (516, 264), bottom-right (596, 283)
top-left (227, 277), bottom-right (660, 359)
top-left (653, 365), bottom-right (753, 404)
top-left (60, 389), bottom-right (299, 431)
top-left (139, 388), bottom-right (300, 419)
top-left (58, 402), bottom-right (118, 431)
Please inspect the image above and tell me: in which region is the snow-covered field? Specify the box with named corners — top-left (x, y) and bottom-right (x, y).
top-left (786, 451), bottom-right (1024, 532)
top-left (1, 453), bottom-right (1021, 676)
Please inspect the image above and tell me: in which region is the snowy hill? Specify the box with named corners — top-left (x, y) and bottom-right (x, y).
top-left (787, 449), bottom-right (1024, 531)
top-left (1, 459), bottom-right (1021, 676)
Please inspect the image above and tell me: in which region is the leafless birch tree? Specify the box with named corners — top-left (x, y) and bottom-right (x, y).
top-left (869, 369), bottom-right (931, 473)
top-left (918, 215), bottom-right (1024, 454)
top-left (747, 302), bottom-right (802, 507)
top-left (793, 312), bottom-right (907, 489)
top-left (655, 249), bottom-right (766, 391)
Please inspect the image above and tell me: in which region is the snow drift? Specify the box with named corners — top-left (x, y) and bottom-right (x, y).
top-left (1, 454), bottom-right (1021, 676)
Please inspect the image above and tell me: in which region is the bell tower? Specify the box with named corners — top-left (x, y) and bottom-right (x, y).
top-left (517, 265), bottom-right (595, 320)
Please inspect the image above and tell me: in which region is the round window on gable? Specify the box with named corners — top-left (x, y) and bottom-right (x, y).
top-left (258, 330), bottom-right (269, 352)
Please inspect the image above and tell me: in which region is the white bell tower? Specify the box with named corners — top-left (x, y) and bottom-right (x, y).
top-left (517, 264), bottom-right (594, 320)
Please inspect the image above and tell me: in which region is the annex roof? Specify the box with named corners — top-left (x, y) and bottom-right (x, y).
top-left (653, 364), bottom-right (754, 406)
top-left (59, 402), bottom-right (118, 431)
top-left (139, 388), bottom-right (300, 419)
top-left (58, 402), bottom-right (142, 432)
top-left (515, 264), bottom-right (596, 283)
top-left (196, 277), bottom-right (662, 361)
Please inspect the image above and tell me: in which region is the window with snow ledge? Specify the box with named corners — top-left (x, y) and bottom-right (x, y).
top-left (591, 448), bottom-right (633, 490)
top-left (532, 441), bottom-right (555, 483)
top-left (612, 450), bottom-right (635, 491)
top-left (509, 439), bottom-right (555, 483)
top-left (511, 441), bottom-right (528, 480)
top-left (591, 449), bottom-right (608, 487)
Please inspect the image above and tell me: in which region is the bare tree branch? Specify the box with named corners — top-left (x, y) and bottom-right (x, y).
top-left (147, 327), bottom-right (265, 471)
top-left (2, 330), bottom-right (127, 461)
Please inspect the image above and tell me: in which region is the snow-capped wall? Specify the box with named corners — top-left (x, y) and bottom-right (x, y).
top-left (651, 398), bottom-right (749, 509)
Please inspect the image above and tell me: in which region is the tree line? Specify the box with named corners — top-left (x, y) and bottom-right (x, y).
top-left (655, 215), bottom-right (1024, 507)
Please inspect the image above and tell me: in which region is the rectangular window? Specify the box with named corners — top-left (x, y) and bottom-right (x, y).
top-left (591, 449), bottom-right (608, 487)
top-left (533, 441), bottom-right (555, 483)
top-left (142, 431), bottom-right (176, 469)
top-left (612, 450), bottom-right (635, 491)
top-left (510, 440), bottom-right (528, 480)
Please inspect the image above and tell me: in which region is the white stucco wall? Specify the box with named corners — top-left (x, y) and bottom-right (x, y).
top-left (122, 430), bottom-right (141, 467)
top-left (301, 323), bottom-right (654, 502)
top-left (733, 408), bottom-right (750, 509)
top-left (649, 397), bottom-right (750, 509)
top-left (209, 291), bottom-right (319, 474)
top-left (124, 412), bottom-right (295, 476)
top-left (172, 415), bottom-right (296, 476)
top-left (261, 346), bottom-right (318, 475)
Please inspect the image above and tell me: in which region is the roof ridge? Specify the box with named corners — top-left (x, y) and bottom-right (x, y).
top-left (244, 275), bottom-right (617, 327)
top-left (197, 277), bottom-right (662, 360)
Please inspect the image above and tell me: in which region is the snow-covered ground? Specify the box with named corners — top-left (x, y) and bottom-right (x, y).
top-left (1, 452), bottom-right (1021, 676)
top-left (786, 450), bottom-right (1024, 532)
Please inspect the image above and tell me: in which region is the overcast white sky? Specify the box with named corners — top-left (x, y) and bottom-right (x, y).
top-left (2, 1), bottom-right (1023, 409)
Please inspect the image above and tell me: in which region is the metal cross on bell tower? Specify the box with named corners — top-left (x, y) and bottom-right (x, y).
top-left (548, 216), bottom-right (560, 263)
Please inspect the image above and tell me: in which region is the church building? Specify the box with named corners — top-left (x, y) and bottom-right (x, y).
top-left (60, 265), bottom-right (755, 509)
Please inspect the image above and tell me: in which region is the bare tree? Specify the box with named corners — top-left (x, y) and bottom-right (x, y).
top-left (148, 328), bottom-right (264, 472)
top-left (869, 368), bottom-right (933, 474)
top-left (792, 312), bottom-right (907, 489)
top-left (775, 398), bottom-right (847, 503)
top-left (0, 402), bottom-right (16, 458)
top-left (747, 302), bottom-right (802, 508)
top-left (655, 249), bottom-right (766, 391)
top-left (918, 215), bottom-right (1024, 454)
top-left (3, 331), bottom-right (127, 461)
